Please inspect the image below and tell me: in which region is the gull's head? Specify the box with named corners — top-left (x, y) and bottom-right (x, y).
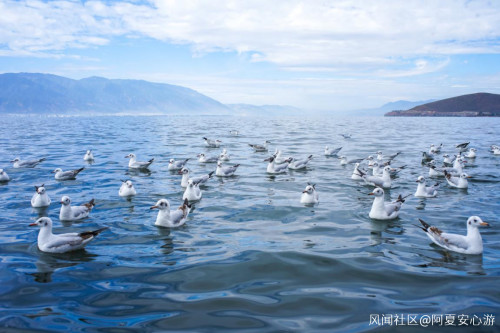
top-left (217, 161), bottom-right (222, 167)
top-left (86, 150), bottom-right (92, 154)
top-left (368, 187), bottom-right (384, 197)
top-left (443, 154), bottom-right (449, 158)
top-left (60, 196), bottom-right (71, 206)
top-left (222, 149), bottom-right (227, 154)
top-left (325, 146), bottom-right (329, 150)
top-left (470, 148), bottom-right (476, 152)
top-left (265, 140), bottom-right (271, 144)
top-left (169, 158), bottom-right (175, 164)
top-left (383, 166), bottom-right (392, 173)
top-left (0, 169), bottom-right (4, 174)
top-left (179, 167), bottom-right (189, 175)
top-left (187, 179), bottom-right (195, 187)
top-left (35, 185), bottom-right (46, 194)
top-left (376, 151), bottom-right (382, 155)
top-left (29, 216), bottom-right (53, 228)
top-left (467, 216), bottom-right (489, 228)
top-left (264, 156), bottom-right (275, 162)
top-left (11, 158), bottom-right (20, 163)
top-left (416, 176), bottom-right (425, 183)
top-left (428, 160), bottom-right (436, 166)
top-left (199, 153), bottom-right (205, 158)
top-left (367, 156), bottom-right (373, 161)
top-left (430, 144), bottom-right (435, 148)
top-left (354, 163), bottom-right (360, 168)
top-left (124, 180), bottom-right (134, 188)
top-left (372, 162), bottom-right (379, 168)
top-left (150, 199), bottom-right (170, 211)
top-left (460, 173), bottom-right (471, 179)
top-left (125, 153), bottom-right (135, 159)
top-left (303, 184), bottom-right (315, 194)
top-left (52, 168), bottom-right (62, 173)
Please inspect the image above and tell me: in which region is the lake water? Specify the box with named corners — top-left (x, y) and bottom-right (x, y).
top-left (0, 115), bottom-right (499, 332)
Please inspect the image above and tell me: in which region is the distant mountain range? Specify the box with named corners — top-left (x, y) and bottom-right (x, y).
top-left (227, 104), bottom-right (302, 115)
top-left (385, 93), bottom-right (500, 117)
top-left (350, 99), bottom-right (437, 117)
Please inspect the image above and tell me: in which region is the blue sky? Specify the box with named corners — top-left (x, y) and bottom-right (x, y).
top-left (1, 0), bottom-right (500, 111)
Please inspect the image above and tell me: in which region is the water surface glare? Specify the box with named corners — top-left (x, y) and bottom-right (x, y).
top-left (0, 115), bottom-right (499, 332)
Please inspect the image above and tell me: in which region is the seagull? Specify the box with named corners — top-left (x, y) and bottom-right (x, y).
top-left (11, 157), bottom-right (45, 168)
top-left (264, 155), bottom-right (291, 174)
top-left (429, 143), bottom-right (443, 154)
top-left (59, 196), bottom-right (95, 221)
top-left (83, 150), bottom-right (94, 161)
top-left (421, 151), bottom-right (435, 162)
top-left (288, 155), bottom-right (313, 170)
top-left (150, 198), bottom-right (192, 228)
top-left (339, 156), bottom-right (364, 166)
top-left (358, 165), bottom-right (394, 188)
top-left (351, 163), bottom-right (365, 181)
top-left (216, 161), bottom-right (240, 177)
top-left (371, 162), bottom-right (383, 177)
top-left (273, 149), bottom-right (290, 164)
top-left (203, 137), bottom-right (222, 148)
top-left (125, 153), bottom-right (154, 169)
top-left (219, 148), bottom-right (230, 161)
top-left (178, 168), bottom-right (214, 188)
top-left (464, 148), bottom-right (477, 159)
top-left (414, 176), bottom-right (439, 198)
top-left (229, 130), bottom-right (239, 136)
top-left (442, 154), bottom-right (455, 166)
top-left (31, 184), bottom-right (51, 208)
top-left (445, 171), bottom-right (470, 189)
top-left (428, 162), bottom-right (445, 178)
top-left (340, 133), bottom-right (351, 139)
top-left (0, 169), bottom-right (10, 182)
top-left (197, 153), bottom-right (219, 163)
top-left (300, 184), bottom-right (319, 205)
top-left (52, 167), bottom-right (84, 181)
top-left (490, 145), bottom-right (499, 153)
top-left (456, 142), bottom-right (470, 152)
top-left (29, 217), bottom-right (107, 253)
top-left (324, 146), bottom-right (342, 156)
top-left (183, 179), bottom-right (202, 202)
top-left (492, 147), bottom-right (500, 155)
top-left (119, 180), bottom-right (137, 197)
top-left (368, 187), bottom-right (407, 220)
top-left (168, 158), bottom-right (189, 171)
top-left (376, 151), bottom-right (401, 162)
top-left (418, 216), bottom-right (489, 255)
top-left (366, 155), bottom-right (376, 167)
top-left (249, 141), bottom-right (271, 152)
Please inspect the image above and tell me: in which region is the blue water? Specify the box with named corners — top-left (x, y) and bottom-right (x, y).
top-left (0, 115), bottom-right (499, 332)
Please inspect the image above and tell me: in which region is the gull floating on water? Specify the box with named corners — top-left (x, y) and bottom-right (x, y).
top-left (429, 143), bottom-right (443, 154)
top-left (492, 146), bottom-right (500, 155)
top-left (203, 137), bottom-right (222, 148)
top-left (59, 196), bottom-right (95, 221)
top-left (0, 169), bottom-right (10, 182)
top-left (324, 146), bottom-right (342, 157)
top-left (30, 217), bottom-right (107, 253)
top-left (358, 165), bottom-right (394, 188)
top-left (249, 141), bottom-right (271, 152)
top-left (125, 153), bottom-right (154, 169)
top-left (376, 151), bottom-right (401, 162)
top-left (418, 216), bottom-right (489, 255)
top-left (83, 150), bottom-right (94, 161)
top-left (351, 163), bottom-right (365, 181)
top-left (300, 184), bottom-right (319, 205)
top-left (179, 168), bottom-right (213, 188)
top-left (428, 161), bottom-right (445, 178)
top-left (464, 148), bottom-right (477, 159)
top-left (421, 151), bottom-right (435, 163)
top-left (265, 155), bottom-right (291, 174)
top-left (456, 142), bottom-right (470, 152)
top-left (151, 198), bottom-right (191, 228)
top-left (11, 157), bottom-right (45, 168)
top-left (445, 171), bottom-right (470, 189)
top-left (216, 161), bottom-right (240, 177)
top-left (229, 130), bottom-right (239, 136)
top-left (339, 156), bottom-right (364, 166)
top-left (289, 155), bottom-right (313, 170)
top-left (273, 149), bottom-right (290, 164)
top-left (219, 148), bottom-right (230, 161)
top-left (31, 184), bottom-right (51, 208)
top-left (340, 133), bottom-right (351, 139)
top-left (183, 179), bottom-right (202, 201)
top-left (119, 180), bottom-right (137, 197)
top-left (442, 154), bottom-right (454, 166)
top-left (368, 187), bottom-right (408, 220)
top-left (168, 158), bottom-right (189, 171)
top-left (197, 153), bottom-right (219, 163)
top-left (52, 167), bottom-right (84, 181)
top-left (414, 176), bottom-right (439, 198)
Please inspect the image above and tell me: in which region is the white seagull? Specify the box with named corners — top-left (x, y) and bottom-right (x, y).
top-left (445, 171), bottom-right (470, 189)
top-left (197, 153), bottom-right (219, 163)
top-left (216, 162), bottom-right (240, 177)
top-left (456, 142), bottom-right (470, 152)
top-left (300, 184), bottom-right (319, 205)
top-left (464, 148), bottom-right (477, 159)
top-left (288, 155), bottom-right (313, 170)
top-left (168, 158), bottom-right (189, 171)
top-left (324, 146), bottom-right (342, 156)
top-left (83, 150), bottom-right (94, 161)
top-left (368, 187), bottom-right (407, 220)
top-left (53, 167), bottom-right (84, 181)
top-left (151, 198), bottom-right (191, 228)
top-left (418, 216), bottom-right (489, 255)
top-left (11, 157), bottom-right (45, 168)
top-left (339, 156), bottom-right (364, 166)
top-left (178, 168), bottom-right (214, 188)
top-left (30, 217), bottom-right (107, 253)
top-left (31, 184), bottom-right (51, 208)
top-left (219, 148), bottom-right (230, 161)
top-left (0, 169), bottom-right (10, 182)
top-left (414, 176), bottom-right (439, 198)
top-left (119, 180), bottom-right (137, 197)
top-left (359, 166), bottom-right (394, 188)
top-left (492, 147), bottom-right (500, 155)
top-left (249, 141), bottom-right (271, 152)
top-left (203, 137), bottom-right (222, 148)
top-left (351, 163), bottom-right (364, 181)
top-left (183, 179), bottom-right (202, 201)
top-left (59, 196), bottom-right (95, 221)
top-left (125, 153), bottom-right (154, 169)
top-left (265, 155), bottom-right (291, 174)
top-left (443, 154), bottom-right (454, 166)
top-left (429, 143), bottom-right (443, 154)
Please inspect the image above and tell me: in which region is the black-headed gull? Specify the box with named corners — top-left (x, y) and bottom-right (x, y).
top-left (203, 137), bottom-right (222, 148)
top-left (340, 133), bottom-right (351, 139)
top-left (456, 142), bottom-right (470, 152)
top-left (264, 155), bottom-right (291, 174)
top-left (52, 167), bottom-right (84, 181)
top-left (168, 158), bottom-right (189, 171)
top-left (30, 217), bottom-right (107, 253)
top-left (31, 184), bottom-right (51, 208)
top-left (418, 216), bottom-right (489, 255)
top-left (428, 161), bottom-right (444, 178)
top-left (59, 196), bottom-right (95, 221)
top-left (216, 161), bottom-right (240, 177)
top-left (119, 180), bottom-right (137, 197)
top-left (421, 151), bottom-right (435, 162)
top-left (0, 169), bottom-right (10, 182)
top-left (83, 150), bottom-right (94, 161)
top-left (368, 187), bottom-right (407, 220)
top-left (339, 156), bottom-right (364, 166)
top-left (125, 153), bottom-right (154, 169)
top-left (358, 166), bottom-right (394, 188)
top-left (178, 168), bottom-right (214, 188)
top-left (324, 146), bottom-right (342, 156)
top-left (219, 148), bottom-right (230, 161)
top-left (229, 130), bottom-right (239, 136)
top-left (445, 171), bottom-right (470, 189)
top-left (288, 155), bottom-right (313, 170)
top-left (150, 198), bottom-right (191, 228)
top-left (183, 179), bottom-right (202, 201)
top-left (249, 141), bottom-right (271, 152)
top-left (376, 151), bottom-right (401, 162)
top-left (414, 176), bottom-right (439, 198)
top-left (11, 157), bottom-right (45, 168)
top-left (493, 147), bottom-right (500, 155)
top-left (351, 163), bottom-right (364, 181)
top-left (442, 154), bottom-right (454, 166)
top-left (464, 148), bottom-right (477, 158)
top-left (197, 153), bottom-right (219, 163)
top-left (429, 143), bottom-right (443, 154)
top-left (300, 184), bottom-right (319, 205)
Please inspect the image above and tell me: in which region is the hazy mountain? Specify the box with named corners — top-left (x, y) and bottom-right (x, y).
top-left (0, 73), bottom-right (230, 114)
top-left (385, 93), bottom-right (500, 117)
top-left (227, 103), bottom-right (302, 116)
top-left (347, 99), bottom-right (436, 116)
